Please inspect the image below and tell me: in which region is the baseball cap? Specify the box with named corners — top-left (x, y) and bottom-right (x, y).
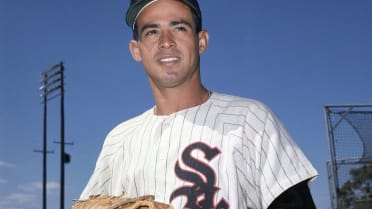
top-left (125, 0), bottom-right (201, 30)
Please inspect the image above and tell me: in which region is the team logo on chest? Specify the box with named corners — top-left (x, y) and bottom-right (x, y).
top-left (170, 142), bottom-right (229, 209)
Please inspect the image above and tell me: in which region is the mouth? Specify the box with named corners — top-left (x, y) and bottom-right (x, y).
top-left (159, 57), bottom-right (180, 63)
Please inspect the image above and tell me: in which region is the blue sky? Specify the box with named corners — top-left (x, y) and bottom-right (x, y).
top-left (1, 0), bottom-right (372, 209)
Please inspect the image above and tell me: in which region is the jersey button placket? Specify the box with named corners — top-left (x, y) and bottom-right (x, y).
top-left (158, 117), bottom-right (174, 160)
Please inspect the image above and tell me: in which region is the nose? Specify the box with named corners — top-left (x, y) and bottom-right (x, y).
top-left (159, 31), bottom-right (175, 49)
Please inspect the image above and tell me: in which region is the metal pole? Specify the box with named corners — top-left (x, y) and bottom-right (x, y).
top-left (42, 74), bottom-right (48, 209)
top-left (60, 62), bottom-right (65, 209)
top-left (324, 107), bottom-right (340, 209)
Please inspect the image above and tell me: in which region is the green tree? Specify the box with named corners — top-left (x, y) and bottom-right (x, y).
top-left (338, 164), bottom-right (372, 209)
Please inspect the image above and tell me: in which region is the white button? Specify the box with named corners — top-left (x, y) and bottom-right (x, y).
top-left (163, 122), bottom-right (170, 128)
top-left (159, 155), bottom-right (166, 160)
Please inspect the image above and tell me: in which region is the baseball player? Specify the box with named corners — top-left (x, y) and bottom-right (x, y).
top-left (79, 0), bottom-right (318, 208)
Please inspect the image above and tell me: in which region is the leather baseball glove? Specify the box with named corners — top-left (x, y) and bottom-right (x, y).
top-left (71, 194), bottom-right (173, 209)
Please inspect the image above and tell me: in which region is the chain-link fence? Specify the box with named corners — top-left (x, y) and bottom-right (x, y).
top-left (324, 104), bottom-right (372, 209)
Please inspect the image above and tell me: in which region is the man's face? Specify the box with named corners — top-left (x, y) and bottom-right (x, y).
top-left (129, 0), bottom-right (208, 89)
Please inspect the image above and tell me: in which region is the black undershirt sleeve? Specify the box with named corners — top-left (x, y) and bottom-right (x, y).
top-left (267, 180), bottom-right (317, 209)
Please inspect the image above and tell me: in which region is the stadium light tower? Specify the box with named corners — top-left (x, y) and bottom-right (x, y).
top-left (38, 62), bottom-right (72, 209)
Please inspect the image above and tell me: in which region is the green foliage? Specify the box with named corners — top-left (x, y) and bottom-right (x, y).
top-left (338, 164), bottom-right (372, 209)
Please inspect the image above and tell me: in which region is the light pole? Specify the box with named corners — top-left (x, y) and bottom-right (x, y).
top-left (38, 62), bottom-right (72, 209)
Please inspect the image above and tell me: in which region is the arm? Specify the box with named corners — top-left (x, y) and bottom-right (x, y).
top-left (268, 180), bottom-right (316, 209)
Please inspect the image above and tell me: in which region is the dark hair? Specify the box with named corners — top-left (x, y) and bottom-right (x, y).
top-left (132, 5), bottom-right (202, 40)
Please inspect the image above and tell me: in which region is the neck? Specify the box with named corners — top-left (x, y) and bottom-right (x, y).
top-left (153, 86), bottom-right (211, 116)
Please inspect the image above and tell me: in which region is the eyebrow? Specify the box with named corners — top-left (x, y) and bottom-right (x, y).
top-left (170, 19), bottom-right (193, 29)
top-left (139, 23), bottom-right (159, 35)
top-left (139, 19), bottom-right (193, 35)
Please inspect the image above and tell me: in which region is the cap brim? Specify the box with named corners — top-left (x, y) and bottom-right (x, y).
top-left (126, 0), bottom-right (155, 29)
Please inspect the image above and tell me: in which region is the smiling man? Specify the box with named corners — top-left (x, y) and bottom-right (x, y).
top-left (79, 1), bottom-right (318, 208)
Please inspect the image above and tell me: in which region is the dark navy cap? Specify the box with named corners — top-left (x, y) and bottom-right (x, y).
top-left (125, 0), bottom-right (201, 30)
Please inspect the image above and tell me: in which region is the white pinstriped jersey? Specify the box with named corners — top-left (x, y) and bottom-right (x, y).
top-left (80, 92), bottom-right (317, 209)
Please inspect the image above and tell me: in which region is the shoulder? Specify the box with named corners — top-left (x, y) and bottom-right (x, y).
top-left (211, 92), bottom-right (273, 116)
top-left (210, 92), bottom-right (284, 135)
top-left (102, 108), bottom-right (154, 147)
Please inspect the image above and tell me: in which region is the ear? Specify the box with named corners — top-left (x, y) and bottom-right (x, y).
top-left (129, 40), bottom-right (142, 62)
top-left (198, 30), bottom-right (209, 54)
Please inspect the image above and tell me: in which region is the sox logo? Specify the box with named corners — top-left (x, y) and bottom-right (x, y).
top-left (170, 142), bottom-right (229, 209)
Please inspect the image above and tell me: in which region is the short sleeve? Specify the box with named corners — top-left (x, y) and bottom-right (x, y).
top-left (243, 102), bottom-right (318, 208)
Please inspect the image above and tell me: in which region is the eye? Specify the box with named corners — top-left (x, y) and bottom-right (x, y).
top-left (175, 26), bottom-right (187, 32)
top-left (144, 29), bottom-right (158, 37)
